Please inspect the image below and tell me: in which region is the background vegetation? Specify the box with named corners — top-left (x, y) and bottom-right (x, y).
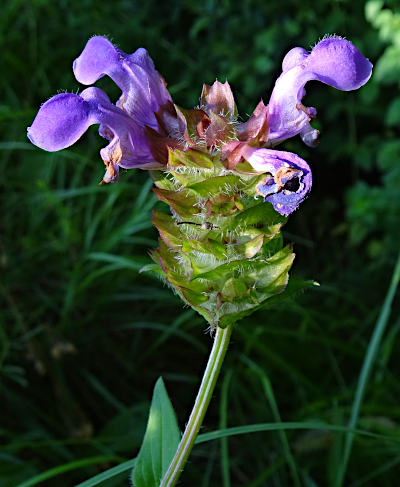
top-left (1, 0), bottom-right (400, 485)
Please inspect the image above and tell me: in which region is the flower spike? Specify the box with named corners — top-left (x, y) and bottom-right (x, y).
top-left (267, 36), bottom-right (373, 147)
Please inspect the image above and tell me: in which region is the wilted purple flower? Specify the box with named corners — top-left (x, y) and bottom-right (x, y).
top-left (27, 35), bottom-right (372, 214)
top-left (244, 147), bottom-right (312, 216)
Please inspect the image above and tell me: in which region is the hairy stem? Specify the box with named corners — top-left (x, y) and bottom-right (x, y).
top-left (160, 324), bottom-right (233, 487)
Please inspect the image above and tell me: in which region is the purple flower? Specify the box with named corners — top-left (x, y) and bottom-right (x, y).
top-left (266, 36), bottom-right (372, 147)
top-left (244, 147), bottom-right (312, 216)
top-left (27, 37), bottom-right (171, 183)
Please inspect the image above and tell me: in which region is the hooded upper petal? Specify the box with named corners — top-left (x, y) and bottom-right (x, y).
top-left (267, 37), bottom-right (372, 146)
top-left (73, 36), bottom-right (172, 129)
top-left (27, 87), bottom-right (158, 183)
top-left (306, 37), bottom-right (373, 91)
top-left (244, 147), bottom-right (312, 215)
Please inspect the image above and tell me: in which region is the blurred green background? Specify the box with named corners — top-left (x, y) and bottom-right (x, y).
top-left (1, 0), bottom-right (400, 485)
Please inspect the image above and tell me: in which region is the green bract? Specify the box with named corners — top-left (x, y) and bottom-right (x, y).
top-left (144, 148), bottom-right (295, 328)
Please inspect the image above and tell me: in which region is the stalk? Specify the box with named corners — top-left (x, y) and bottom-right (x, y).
top-left (160, 324), bottom-right (233, 487)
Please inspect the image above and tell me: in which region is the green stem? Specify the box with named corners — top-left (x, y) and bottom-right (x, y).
top-left (160, 324), bottom-right (233, 487)
top-left (335, 250), bottom-right (400, 487)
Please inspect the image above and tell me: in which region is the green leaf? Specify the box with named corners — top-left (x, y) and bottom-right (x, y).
top-left (365, 0), bottom-right (383, 24)
top-left (385, 97), bottom-right (400, 126)
top-left (375, 45), bottom-right (400, 83)
top-left (131, 377), bottom-right (181, 487)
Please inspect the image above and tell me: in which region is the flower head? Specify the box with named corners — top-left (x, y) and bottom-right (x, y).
top-left (27, 35), bottom-right (372, 214)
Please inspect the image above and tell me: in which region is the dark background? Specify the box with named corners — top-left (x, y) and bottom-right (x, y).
top-left (1, 0), bottom-right (400, 485)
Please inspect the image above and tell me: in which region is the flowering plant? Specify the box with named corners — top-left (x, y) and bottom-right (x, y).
top-left (28, 35), bottom-right (371, 486)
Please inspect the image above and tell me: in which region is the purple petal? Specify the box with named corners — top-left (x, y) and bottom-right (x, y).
top-left (27, 93), bottom-right (92, 151)
top-left (281, 47), bottom-right (309, 72)
top-left (80, 87), bottom-right (156, 169)
top-left (27, 87), bottom-right (157, 182)
top-left (72, 36), bottom-right (121, 85)
top-left (245, 148), bottom-right (312, 216)
top-left (300, 122), bottom-right (320, 147)
top-left (307, 37), bottom-right (373, 91)
top-left (267, 37), bottom-right (372, 146)
top-left (73, 36), bottom-right (172, 129)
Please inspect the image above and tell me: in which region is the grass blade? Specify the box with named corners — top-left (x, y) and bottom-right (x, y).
top-left (14, 456), bottom-right (123, 487)
top-left (195, 421), bottom-right (400, 444)
top-left (75, 459), bottom-right (136, 487)
top-left (335, 250), bottom-right (400, 487)
top-left (242, 356), bottom-right (301, 487)
top-left (72, 420), bottom-right (400, 487)
top-left (219, 369), bottom-right (232, 487)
